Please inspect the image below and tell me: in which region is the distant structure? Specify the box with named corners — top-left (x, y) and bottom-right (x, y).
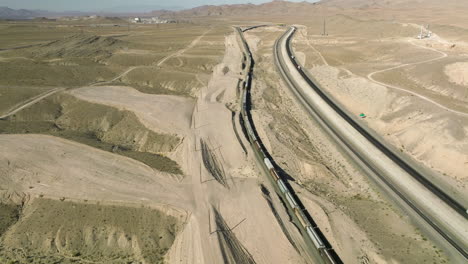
top-left (131, 17), bottom-right (174, 24)
top-left (417, 24), bottom-right (432, 39)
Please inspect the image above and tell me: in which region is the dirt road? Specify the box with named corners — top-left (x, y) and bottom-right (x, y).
top-left (367, 38), bottom-right (468, 117)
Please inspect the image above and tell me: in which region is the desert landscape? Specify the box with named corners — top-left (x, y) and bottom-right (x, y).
top-left (0, 0), bottom-right (467, 263)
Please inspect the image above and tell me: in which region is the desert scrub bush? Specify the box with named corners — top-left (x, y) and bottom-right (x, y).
top-left (222, 66), bottom-right (230, 75)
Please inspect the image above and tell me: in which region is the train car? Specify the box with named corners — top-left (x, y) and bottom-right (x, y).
top-left (250, 130), bottom-right (257, 142)
top-left (264, 158), bottom-right (274, 170)
top-left (285, 192), bottom-right (298, 209)
top-left (254, 140), bottom-right (262, 152)
top-left (260, 147), bottom-right (269, 159)
top-left (244, 117), bottom-right (250, 128)
top-left (323, 249), bottom-right (339, 264)
top-left (241, 109), bottom-right (246, 119)
top-left (263, 158), bottom-right (281, 181)
top-left (245, 122), bottom-right (257, 142)
top-left (242, 91), bottom-right (247, 109)
top-left (306, 226), bottom-right (325, 249)
top-left (277, 179), bottom-right (288, 194)
top-left (270, 168), bottom-right (280, 181)
top-left (295, 208), bottom-right (311, 228)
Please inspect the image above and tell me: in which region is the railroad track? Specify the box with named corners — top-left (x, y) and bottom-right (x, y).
top-left (275, 26), bottom-right (468, 260)
top-left (236, 26), bottom-right (342, 264)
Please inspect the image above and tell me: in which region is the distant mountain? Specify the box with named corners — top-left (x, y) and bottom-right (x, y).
top-left (0, 6), bottom-right (40, 19)
top-left (0, 6), bottom-right (182, 19)
top-left (103, 5), bottom-right (183, 13)
top-left (156, 0), bottom-right (320, 18)
top-left (149, 0), bottom-right (468, 18)
top-left (319, 0), bottom-right (468, 9)
top-left (3, 0), bottom-right (467, 20)
top-left (0, 7), bottom-right (154, 19)
top-left (0, 7), bottom-right (92, 19)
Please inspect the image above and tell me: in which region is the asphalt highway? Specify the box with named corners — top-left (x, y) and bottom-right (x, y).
top-left (274, 26), bottom-right (468, 261)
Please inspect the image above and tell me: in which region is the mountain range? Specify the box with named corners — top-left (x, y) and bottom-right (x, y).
top-left (2, 0), bottom-right (468, 19)
top-left (0, 7), bottom-right (42, 19)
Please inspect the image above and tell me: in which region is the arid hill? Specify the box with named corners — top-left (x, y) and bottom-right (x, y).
top-left (155, 0), bottom-right (468, 21)
top-left (32, 34), bottom-right (124, 58)
top-left (157, 0), bottom-right (320, 18)
top-left (0, 6), bottom-right (38, 19)
top-left (321, 0), bottom-right (468, 9)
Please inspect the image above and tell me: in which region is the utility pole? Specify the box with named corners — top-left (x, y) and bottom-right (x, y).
top-left (464, 75), bottom-right (467, 101)
top-left (322, 18), bottom-right (327, 36)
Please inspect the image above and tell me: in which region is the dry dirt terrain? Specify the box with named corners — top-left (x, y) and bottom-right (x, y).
top-left (244, 26), bottom-right (447, 264)
top-left (0, 19), bottom-right (226, 263)
top-left (0, 18), bottom-right (307, 264)
top-left (1, 1), bottom-right (467, 263)
top-left (292, 13), bottom-right (468, 203)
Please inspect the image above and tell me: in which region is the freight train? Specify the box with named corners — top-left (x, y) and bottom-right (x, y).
top-left (237, 26), bottom-right (342, 264)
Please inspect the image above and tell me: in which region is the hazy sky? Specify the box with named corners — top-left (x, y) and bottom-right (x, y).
top-left (1, 0), bottom-right (319, 12)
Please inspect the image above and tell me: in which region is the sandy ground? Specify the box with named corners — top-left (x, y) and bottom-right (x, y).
top-left (0, 27), bottom-right (308, 264)
top-left (0, 134), bottom-right (192, 211)
top-left (70, 86), bottom-right (194, 136)
top-left (445, 62), bottom-right (468, 86)
top-left (164, 31), bottom-right (306, 264)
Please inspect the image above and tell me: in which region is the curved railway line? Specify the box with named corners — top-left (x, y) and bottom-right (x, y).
top-left (276, 26), bottom-right (468, 260)
top-left (236, 26), bottom-right (343, 264)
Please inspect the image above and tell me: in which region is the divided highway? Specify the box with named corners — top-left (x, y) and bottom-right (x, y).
top-left (274, 26), bottom-right (468, 260)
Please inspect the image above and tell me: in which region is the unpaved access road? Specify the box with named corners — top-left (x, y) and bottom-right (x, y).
top-left (0, 87), bottom-right (65, 119)
top-left (367, 38), bottom-right (468, 117)
top-left (0, 28), bottom-right (213, 120)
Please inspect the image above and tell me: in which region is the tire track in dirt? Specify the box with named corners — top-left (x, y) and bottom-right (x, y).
top-left (298, 25), bottom-right (468, 116)
top-left (95, 28), bottom-right (212, 84)
top-left (157, 28), bottom-right (213, 67)
top-left (0, 88), bottom-right (65, 119)
top-left (299, 29), bottom-right (329, 66)
top-left (0, 28), bottom-right (214, 119)
top-left (367, 39), bottom-right (468, 116)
